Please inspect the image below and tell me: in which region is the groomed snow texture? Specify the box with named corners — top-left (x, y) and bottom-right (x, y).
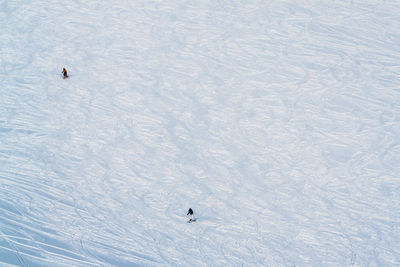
top-left (1, 0), bottom-right (400, 266)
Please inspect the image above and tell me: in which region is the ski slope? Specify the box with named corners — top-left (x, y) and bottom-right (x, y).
top-left (1, 0), bottom-right (400, 266)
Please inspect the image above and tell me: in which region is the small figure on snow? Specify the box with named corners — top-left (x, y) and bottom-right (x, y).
top-left (187, 208), bottom-right (195, 223)
top-left (62, 68), bottom-right (68, 79)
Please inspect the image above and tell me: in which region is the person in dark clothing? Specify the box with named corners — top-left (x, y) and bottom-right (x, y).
top-left (187, 208), bottom-right (193, 216)
top-left (187, 208), bottom-right (194, 221)
top-left (62, 68), bottom-right (68, 78)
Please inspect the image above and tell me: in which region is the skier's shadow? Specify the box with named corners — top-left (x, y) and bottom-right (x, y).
top-left (190, 215), bottom-right (221, 225)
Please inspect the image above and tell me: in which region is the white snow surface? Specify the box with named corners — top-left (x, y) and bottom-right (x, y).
top-left (1, 0), bottom-right (400, 266)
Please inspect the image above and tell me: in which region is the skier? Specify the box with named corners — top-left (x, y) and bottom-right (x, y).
top-left (62, 68), bottom-right (68, 79)
top-left (187, 208), bottom-right (195, 222)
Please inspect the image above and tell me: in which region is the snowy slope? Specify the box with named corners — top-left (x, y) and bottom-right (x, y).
top-left (1, 0), bottom-right (400, 266)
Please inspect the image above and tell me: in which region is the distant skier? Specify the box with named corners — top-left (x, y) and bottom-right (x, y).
top-left (187, 208), bottom-right (195, 223)
top-left (62, 68), bottom-right (68, 79)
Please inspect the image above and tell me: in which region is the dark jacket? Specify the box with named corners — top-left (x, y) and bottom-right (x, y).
top-left (187, 208), bottom-right (193, 215)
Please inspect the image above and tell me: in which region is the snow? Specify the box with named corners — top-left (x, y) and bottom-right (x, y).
top-left (1, 0), bottom-right (400, 266)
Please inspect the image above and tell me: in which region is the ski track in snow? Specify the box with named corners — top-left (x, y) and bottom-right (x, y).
top-left (1, 0), bottom-right (400, 266)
